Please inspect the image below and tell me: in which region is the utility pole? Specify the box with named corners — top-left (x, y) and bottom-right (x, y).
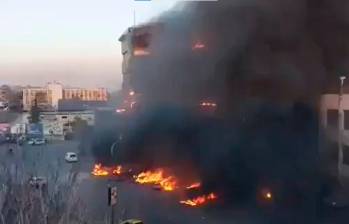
top-left (108, 185), bottom-right (117, 224)
top-left (338, 76), bottom-right (346, 182)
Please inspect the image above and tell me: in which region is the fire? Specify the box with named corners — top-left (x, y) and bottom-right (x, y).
top-left (186, 182), bottom-right (201, 190)
top-left (91, 164), bottom-right (109, 176)
top-left (200, 102), bottom-right (217, 107)
top-left (180, 193), bottom-right (217, 207)
top-left (112, 165), bottom-right (122, 175)
top-left (134, 48), bottom-right (150, 56)
top-left (91, 164), bottom-right (122, 177)
top-left (134, 169), bottom-right (177, 191)
top-left (192, 41), bottom-right (206, 50)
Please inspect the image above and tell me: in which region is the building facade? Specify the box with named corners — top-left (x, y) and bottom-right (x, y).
top-left (40, 111), bottom-right (95, 138)
top-left (22, 87), bottom-right (51, 111)
top-left (22, 82), bottom-right (108, 111)
top-left (320, 94), bottom-right (349, 177)
top-left (63, 88), bottom-right (107, 101)
top-left (0, 85), bottom-right (11, 102)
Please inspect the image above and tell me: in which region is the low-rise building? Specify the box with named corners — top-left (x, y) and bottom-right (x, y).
top-left (0, 85), bottom-right (11, 102)
top-left (22, 86), bottom-right (51, 111)
top-left (22, 82), bottom-right (108, 111)
top-left (63, 88), bottom-right (107, 101)
top-left (40, 111), bottom-right (95, 138)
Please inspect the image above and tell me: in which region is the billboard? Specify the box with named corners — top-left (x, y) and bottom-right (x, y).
top-left (26, 123), bottom-right (44, 138)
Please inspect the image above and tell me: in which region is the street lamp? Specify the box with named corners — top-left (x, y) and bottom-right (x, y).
top-left (338, 76), bottom-right (346, 182)
top-left (110, 141), bottom-right (118, 157)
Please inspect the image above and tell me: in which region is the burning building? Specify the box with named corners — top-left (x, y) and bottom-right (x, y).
top-left (91, 0), bottom-right (349, 218)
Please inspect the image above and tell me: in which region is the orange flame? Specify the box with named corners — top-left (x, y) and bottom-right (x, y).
top-left (134, 169), bottom-right (177, 191)
top-left (134, 48), bottom-right (150, 56)
top-left (112, 165), bottom-right (122, 175)
top-left (180, 193), bottom-right (217, 207)
top-left (186, 182), bottom-right (201, 190)
top-left (91, 164), bottom-right (122, 177)
top-left (91, 164), bottom-right (109, 176)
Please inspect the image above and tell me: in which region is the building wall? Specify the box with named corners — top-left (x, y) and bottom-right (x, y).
top-left (63, 88), bottom-right (108, 101)
top-left (22, 87), bottom-right (49, 111)
top-left (47, 82), bottom-right (63, 109)
top-left (0, 85), bottom-right (12, 102)
top-left (40, 111), bottom-right (95, 137)
top-left (320, 94), bottom-right (349, 177)
top-left (23, 84), bottom-right (108, 111)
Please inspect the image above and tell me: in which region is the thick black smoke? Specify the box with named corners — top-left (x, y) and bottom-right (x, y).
top-left (92, 0), bottom-right (349, 221)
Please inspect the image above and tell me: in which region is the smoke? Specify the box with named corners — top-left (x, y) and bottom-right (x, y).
top-left (91, 0), bottom-right (349, 220)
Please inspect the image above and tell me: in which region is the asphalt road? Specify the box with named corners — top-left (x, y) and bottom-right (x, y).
top-left (2, 140), bottom-right (349, 224)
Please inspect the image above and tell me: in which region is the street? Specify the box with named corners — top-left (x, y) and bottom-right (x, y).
top-left (0, 140), bottom-right (256, 224)
top-left (0, 140), bottom-right (348, 224)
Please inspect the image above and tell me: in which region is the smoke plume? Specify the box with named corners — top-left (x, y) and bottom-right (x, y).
top-left (91, 0), bottom-right (349, 221)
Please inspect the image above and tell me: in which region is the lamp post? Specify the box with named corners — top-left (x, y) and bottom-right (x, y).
top-left (338, 76), bottom-right (346, 182)
top-left (110, 141), bottom-right (118, 157)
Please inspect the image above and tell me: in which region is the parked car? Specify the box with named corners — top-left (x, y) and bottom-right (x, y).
top-left (28, 138), bottom-right (46, 145)
top-left (27, 139), bottom-right (35, 145)
top-left (120, 219), bottom-right (143, 224)
top-left (65, 152), bottom-right (78, 163)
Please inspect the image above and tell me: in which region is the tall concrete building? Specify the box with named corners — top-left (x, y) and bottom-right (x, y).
top-left (47, 81), bottom-right (63, 109)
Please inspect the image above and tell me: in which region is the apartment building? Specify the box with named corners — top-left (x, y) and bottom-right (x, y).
top-left (22, 82), bottom-right (108, 111)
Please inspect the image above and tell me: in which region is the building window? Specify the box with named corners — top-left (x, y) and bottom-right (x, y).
top-left (343, 145), bottom-right (349, 165)
top-left (327, 109), bottom-right (338, 128)
top-left (62, 116), bottom-right (67, 119)
top-left (345, 110), bottom-right (349, 130)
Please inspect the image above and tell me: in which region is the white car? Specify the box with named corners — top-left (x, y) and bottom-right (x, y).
top-left (65, 152), bottom-right (78, 163)
top-left (34, 138), bottom-right (46, 145)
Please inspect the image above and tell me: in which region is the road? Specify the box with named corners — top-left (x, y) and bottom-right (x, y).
top-left (1, 140), bottom-right (349, 224)
top-left (0, 140), bottom-right (257, 223)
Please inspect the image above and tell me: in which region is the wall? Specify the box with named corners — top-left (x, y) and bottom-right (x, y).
top-left (40, 111), bottom-right (95, 137)
top-left (321, 94), bottom-right (349, 177)
top-left (47, 82), bottom-right (63, 110)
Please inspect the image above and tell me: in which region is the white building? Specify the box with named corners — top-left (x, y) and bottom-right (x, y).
top-left (47, 81), bottom-right (63, 109)
top-left (22, 82), bottom-right (108, 111)
top-left (40, 111), bottom-right (95, 138)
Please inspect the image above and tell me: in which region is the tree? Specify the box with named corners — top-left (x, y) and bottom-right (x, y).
top-left (30, 99), bottom-right (40, 124)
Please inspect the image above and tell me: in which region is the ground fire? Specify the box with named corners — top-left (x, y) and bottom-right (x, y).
top-left (134, 169), bottom-right (177, 191)
top-left (186, 182), bottom-right (201, 190)
top-left (180, 193), bottom-right (217, 207)
top-left (91, 164), bottom-right (123, 177)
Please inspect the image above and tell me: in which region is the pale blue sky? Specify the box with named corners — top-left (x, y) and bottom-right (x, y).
top-left (0, 0), bottom-right (179, 90)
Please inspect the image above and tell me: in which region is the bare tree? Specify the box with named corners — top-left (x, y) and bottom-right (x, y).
top-left (0, 161), bottom-right (88, 224)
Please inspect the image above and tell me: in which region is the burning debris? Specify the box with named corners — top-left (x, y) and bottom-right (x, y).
top-left (180, 193), bottom-right (217, 207)
top-left (134, 169), bottom-right (177, 192)
top-left (186, 182), bottom-right (201, 190)
top-left (91, 164), bottom-right (123, 177)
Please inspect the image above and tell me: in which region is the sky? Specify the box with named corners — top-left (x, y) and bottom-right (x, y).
top-left (0, 0), bottom-right (179, 91)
